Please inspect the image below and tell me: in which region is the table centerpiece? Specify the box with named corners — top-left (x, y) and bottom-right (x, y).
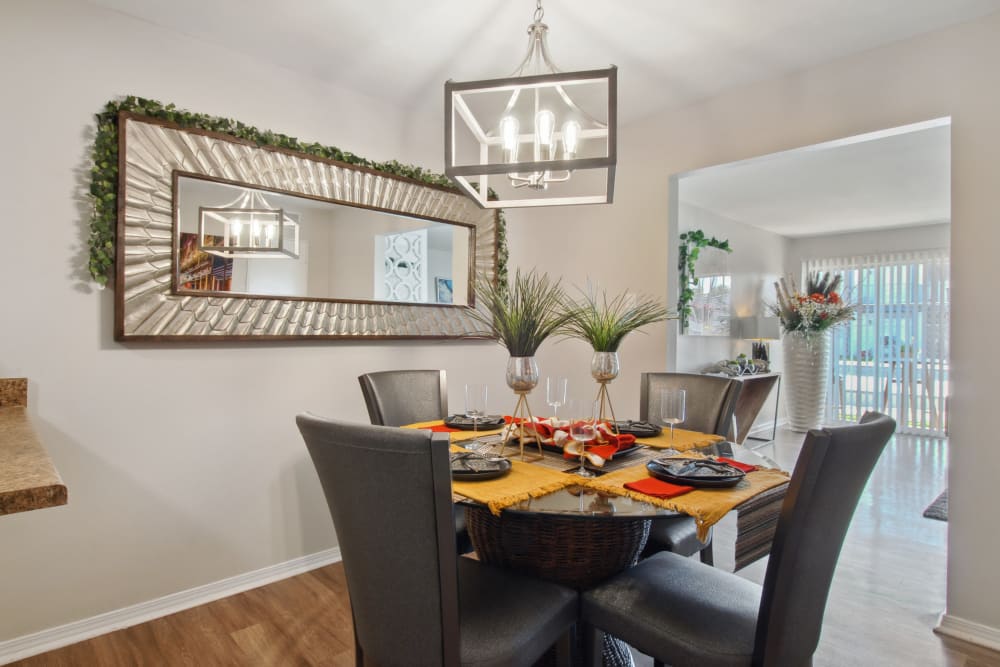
top-left (562, 286), bottom-right (673, 430)
top-left (466, 269), bottom-right (569, 459)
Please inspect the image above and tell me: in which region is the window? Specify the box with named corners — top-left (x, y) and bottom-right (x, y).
top-left (806, 250), bottom-right (949, 435)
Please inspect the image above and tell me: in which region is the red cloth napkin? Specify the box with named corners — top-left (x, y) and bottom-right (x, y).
top-left (557, 421), bottom-right (637, 460)
top-left (624, 477), bottom-right (695, 498)
top-left (716, 457), bottom-right (758, 473)
top-left (577, 444), bottom-right (619, 461)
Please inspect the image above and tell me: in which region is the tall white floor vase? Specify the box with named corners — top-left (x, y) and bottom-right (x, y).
top-left (783, 330), bottom-right (831, 432)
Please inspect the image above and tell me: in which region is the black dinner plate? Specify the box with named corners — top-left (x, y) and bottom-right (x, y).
top-left (540, 441), bottom-right (646, 460)
top-left (646, 457), bottom-right (746, 488)
top-left (444, 414), bottom-right (507, 431)
top-left (612, 420), bottom-right (663, 438)
top-left (450, 451), bottom-right (512, 480)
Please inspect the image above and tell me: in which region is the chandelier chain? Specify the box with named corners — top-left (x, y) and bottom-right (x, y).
top-left (534, 0), bottom-right (544, 23)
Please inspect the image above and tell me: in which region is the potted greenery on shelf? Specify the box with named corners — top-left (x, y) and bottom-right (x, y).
top-left (563, 286), bottom-right (673, 423)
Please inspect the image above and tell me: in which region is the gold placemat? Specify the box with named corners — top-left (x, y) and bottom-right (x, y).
top-left (404, 422), bottom-right (574, 515)
top-left (636, 428), bottom-right (725, 451)
top-left (581, 464), bottom-right (791, 541)
top-left (448, 444), bottom-right (576, 516)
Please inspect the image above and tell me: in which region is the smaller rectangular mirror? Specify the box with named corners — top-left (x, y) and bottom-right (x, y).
top-left (687, 274), bottom-right (732, 336)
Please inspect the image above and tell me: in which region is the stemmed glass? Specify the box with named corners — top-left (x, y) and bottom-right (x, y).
top-left (464, 383), bottom-right (488, 434)
top-left (568, 399), bottom-right (599, 478)
top-left (660, 389), bottom-right (686, 444)
top-left (463, 383), bottom-right (489, 452)
top-left (545, 377), bottom-right (568, 421)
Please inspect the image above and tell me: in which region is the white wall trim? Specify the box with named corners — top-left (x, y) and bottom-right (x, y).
top-left (935, 612), bottom-right (1000, 653)
top-left (0, 548), bottom-right (342, 665)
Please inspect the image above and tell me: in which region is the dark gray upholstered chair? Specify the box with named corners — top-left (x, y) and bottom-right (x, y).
top-left (358, 369), bottom-right (473, 555)
top-left (638, 372), bottom-right (743, 564)
top-left (297, 414), bottom-right (578, 667)
top-left (581, 412), bottom-right (896, 667)
top-left (358, 369), bottom-right (448, 429)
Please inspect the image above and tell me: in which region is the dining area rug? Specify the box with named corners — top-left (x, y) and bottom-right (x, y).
top-left (923, 488), bottom-right (948, 521)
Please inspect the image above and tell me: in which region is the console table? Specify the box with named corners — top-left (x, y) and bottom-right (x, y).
top-left (724, 372), bottom-right (781, 444)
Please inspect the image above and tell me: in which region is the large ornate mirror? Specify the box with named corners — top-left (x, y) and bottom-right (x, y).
top-left (115, 112), bottom-right (499, 340)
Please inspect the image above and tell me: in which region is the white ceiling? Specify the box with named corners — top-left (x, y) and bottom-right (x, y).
top-left (679, 121), bottom-right (951, 237)
top-left (92, 1), bottom-right (967, 236)
top-left (88, 0), bottom-right (1000, 126)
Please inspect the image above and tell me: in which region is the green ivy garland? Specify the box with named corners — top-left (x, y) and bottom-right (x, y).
top-left (87, 95), bottom-right (508, 288)
top-left (677, 229), bottom-right (732, 330)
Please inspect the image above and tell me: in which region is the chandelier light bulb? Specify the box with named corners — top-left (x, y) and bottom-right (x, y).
top-left (561, 120), bottom-right (581, 159)
top-left (534, 110), bottom-right (556, 160)
top-left (230, 220), bottom-right (243, 246)
top-left (500, 115), bottom-right (520, 162)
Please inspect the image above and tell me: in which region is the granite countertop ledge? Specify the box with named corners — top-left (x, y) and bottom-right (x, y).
top-left (0, 378), bottom-right (67, 515)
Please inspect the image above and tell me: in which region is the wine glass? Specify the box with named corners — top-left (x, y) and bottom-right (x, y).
top-left (660, 389), bottom-right (686, 444)
top-left (568, 399), bottom-right (599, 478)
top-left (545, 377), bottom-right (568, 421)
top-left (464, 383), bottom-right (488, 450)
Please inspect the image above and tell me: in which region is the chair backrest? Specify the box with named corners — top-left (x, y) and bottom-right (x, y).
top-left (296, 414), bottom-right (460, 667)
top-left (358, 369), bottom-right (448, 427)
top-left (753, 411), bottom-right (896, 667)
top-left (639, 372), bottom-right (741, 436)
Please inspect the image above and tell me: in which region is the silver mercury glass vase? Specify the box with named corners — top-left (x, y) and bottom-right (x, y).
top-left (506, 356), bottom-right (540, 393)
top-left (590, 351), bottom-right (621, 382)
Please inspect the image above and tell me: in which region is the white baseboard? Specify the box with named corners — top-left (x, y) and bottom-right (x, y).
top-left (0, 547), bottom-right (342, 665)
top-left (935, 612), bottom-right (1000, 652)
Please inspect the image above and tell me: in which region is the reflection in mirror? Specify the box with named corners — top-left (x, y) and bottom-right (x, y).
top-left (174, 175), bottom-right (471, 306)
top-left (688, 274), bottom-right (732, 336)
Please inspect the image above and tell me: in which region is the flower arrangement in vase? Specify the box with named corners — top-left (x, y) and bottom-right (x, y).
top-left (770, 271), bottom-right (856, 431)
top-left (466, 268), bottom-right (569, 458)
top-left (562, 286), bottom-right (673, 428)
top-left (771, 271), bottom-right (855, 336)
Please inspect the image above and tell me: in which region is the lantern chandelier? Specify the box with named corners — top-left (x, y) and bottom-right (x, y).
top-left (445, 0), bottom-right (617, 208)
top-left (198, 189), bottom-right (300, 259)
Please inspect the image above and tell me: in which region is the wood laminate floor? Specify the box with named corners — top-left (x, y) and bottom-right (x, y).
top-left (13, 429), bottom-right (1000, 666)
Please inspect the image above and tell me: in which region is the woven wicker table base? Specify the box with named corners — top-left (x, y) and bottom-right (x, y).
top-left (466, 505), bottom-right (650, 666)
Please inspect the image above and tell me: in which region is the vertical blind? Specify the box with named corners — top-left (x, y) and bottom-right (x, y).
top-left (805, 250), bottom-right (950, 436)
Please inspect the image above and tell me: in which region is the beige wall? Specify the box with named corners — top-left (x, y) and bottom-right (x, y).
top-left (0, 0), bottom-right (508, 644)
top-left (502, 11), bottom-right (1000, 638)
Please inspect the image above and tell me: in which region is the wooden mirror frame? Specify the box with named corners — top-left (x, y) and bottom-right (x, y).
top-left (115, 112), bottom-right (499, 341)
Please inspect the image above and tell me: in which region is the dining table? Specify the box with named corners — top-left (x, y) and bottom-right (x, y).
top-left (406, 417), bottom-right (791, 667)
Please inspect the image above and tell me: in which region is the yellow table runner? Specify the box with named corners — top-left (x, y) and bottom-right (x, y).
top-left (581, 465), bottom-right (790, 541)
top-left (634, 428), bottom-right (724, 451)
